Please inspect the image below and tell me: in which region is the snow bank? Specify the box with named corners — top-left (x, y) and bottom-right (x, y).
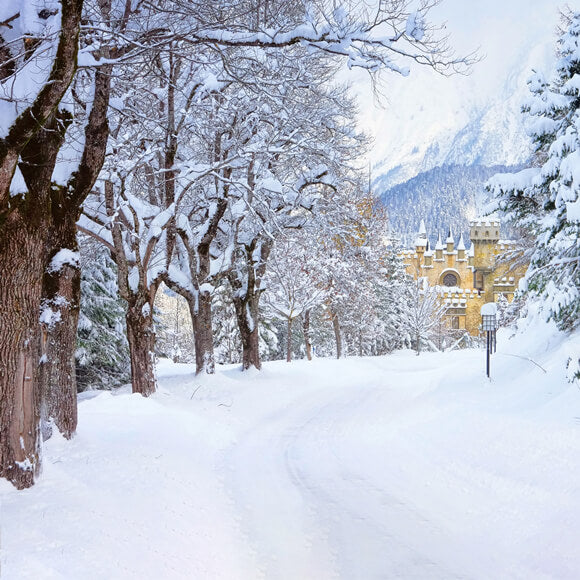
top-left (1, 320), bottom-right (579, 579)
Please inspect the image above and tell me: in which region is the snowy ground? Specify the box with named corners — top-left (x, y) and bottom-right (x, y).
top-left (1, 321), bottom-right (579, 580)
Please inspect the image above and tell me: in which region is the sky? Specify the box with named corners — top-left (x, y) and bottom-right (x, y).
top-left (351, 0), bottom-right (562, 168)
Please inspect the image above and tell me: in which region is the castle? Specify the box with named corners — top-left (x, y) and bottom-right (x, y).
top-left (401, 220), bottom-right (527, 336)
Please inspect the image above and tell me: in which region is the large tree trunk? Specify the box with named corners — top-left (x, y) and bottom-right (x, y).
top-left (227, 238), bottom-right (272, 371)
top-left (0, 213), bottom-right (45, 489)
top-left (303, 309), bottom-right (313, 361)
top-left (126, 300), bottom-right (157, 397)
top-left (39, 63), bottom-right (112, 438)
top-left (231, 292), bottom-right (262, 371)
top-left (0, 105), bottom-right (74, 487)
top-left (186, 292), bottom-right (216, 375)
top-left (39, 211), bottom-right (81, 440)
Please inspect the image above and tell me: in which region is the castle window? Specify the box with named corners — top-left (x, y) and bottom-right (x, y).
top-left (452, 316), bottom-right (460, 330)
top-left (443, 273), bottom-right (458, 287)
top-left (474, 270), bottom-right (484, 291)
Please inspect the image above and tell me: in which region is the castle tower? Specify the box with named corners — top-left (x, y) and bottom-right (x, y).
top-left (424, 239), bottom-right (433, 267)
top-left (457, 233), bottom-right (466, 261)
top-left (435, 233), bottom-right (444, 261)
top-left (446, 228), bottom-right (454, 253)
top-left (414, 219), bottom-right (428, 259)
top-left (470, 219), bottom-right (500, 301)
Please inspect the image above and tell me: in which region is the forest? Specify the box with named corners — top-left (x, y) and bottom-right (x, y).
top-left (0, 0), bottom-right (578, 494)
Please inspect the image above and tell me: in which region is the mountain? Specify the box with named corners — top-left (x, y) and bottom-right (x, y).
top-left (379, 164), bottom-right (520, 245)
top-left (368, 8), bottom-right (557, 245)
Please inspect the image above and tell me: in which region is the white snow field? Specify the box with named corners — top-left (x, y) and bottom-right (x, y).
top-left (1, 320), bottom-right (579, 580)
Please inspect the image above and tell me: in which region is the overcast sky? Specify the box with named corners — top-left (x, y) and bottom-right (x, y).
top-left (351, 0), bottom-right (562, 167)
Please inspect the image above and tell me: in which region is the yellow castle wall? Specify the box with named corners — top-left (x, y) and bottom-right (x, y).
top-left (402, 226), bottom-right (526, 336)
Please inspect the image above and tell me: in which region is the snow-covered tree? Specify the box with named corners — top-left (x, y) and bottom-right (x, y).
top-left (262, 234), bottom-right (328, 362)
top-left (0, 0), bottom-right (469, 488)
top-left (76, 236), bottom-right (130, 391)
top-left (399, 276), bottom-right (447, 355)
top-left (81, 176), bottom-right (173, 397)
top-left (0, 0), bottom-right (83, 489)
top-left (488, 8), bottom-right (580, 332)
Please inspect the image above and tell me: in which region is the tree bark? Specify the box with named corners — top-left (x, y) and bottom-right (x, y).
top-left (0, 1), bottom-right (83, 488)
top-left (230, 287), bottom-right (262, 370)
top-left (0, 215), bottom-right (44, 489)
top-left (184, 291), bottom-right (216, 375)
top-left (331, 309), bottom-right (342, 359)
top-left (286, 317), bottom-right (293, 362)
top-left (126, 300), bottom-right (157, 397)
top-left (40, 219), bottom-right (81, 440)
top-left (303, 309), bottom-right (313, 361)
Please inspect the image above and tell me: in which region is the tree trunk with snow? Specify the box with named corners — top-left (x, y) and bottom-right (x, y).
top-left (40, 230), bottom-right (81, 441)
top-left (184, 291), bottom-right (216, 375)
top-left (39, 62), bottom-right (112, 439)
top-left (286, 318), bottom-right (293, 362)
top-left (0, 216), bottom-right (45, 489)
top-left (331, 309), bottom-right (342, 359)
top-left (303, 309), bottom-right (313, 361)
top-left (126, 300), bottom-right (157, 397)
top-left (228, 238), bottom-right (272, 371)
top-left (231, 291), bottom-right (262, 371)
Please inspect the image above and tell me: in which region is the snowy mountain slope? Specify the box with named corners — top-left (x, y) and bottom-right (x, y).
top-left (370, 35), bottom-right (553, 242)
top-left (379, 163), bottom-right (520, 243)
top-left (1, 320), bottom-right (579, 579)
top-left (359, 0), bottom-right (557, 191)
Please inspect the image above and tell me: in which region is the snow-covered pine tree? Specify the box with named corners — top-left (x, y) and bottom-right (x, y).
top-left (488, 8), bottom-right (580, 332)
top-left (76, 237), bottom-right (130, 391)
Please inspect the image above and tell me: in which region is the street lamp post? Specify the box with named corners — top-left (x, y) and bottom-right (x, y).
top-left (481, 303), bottom-right (498, 378)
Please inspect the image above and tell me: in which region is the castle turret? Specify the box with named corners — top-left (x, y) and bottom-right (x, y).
top-left (415, 219), bottom-right (428, 256)
top-left (470, 219), bottom-right (501, 300)
top-left (470, 219), bottom-right (500, 269)
top-left (457, 233), bottom-right (466, 261)
top-left (424, 239), bottom-right (433, 267)
top-left (435, 233), bottom-right (444, 261)
top-left (446, 228), bottom-right (454, 253)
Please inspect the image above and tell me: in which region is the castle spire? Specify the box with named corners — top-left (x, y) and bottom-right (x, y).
top-left (457, 233), bottom-right (466, 260)
top-left (414, 220), bottom-right (428, 251)
top-left (446, 227), bottom-right (455, 253)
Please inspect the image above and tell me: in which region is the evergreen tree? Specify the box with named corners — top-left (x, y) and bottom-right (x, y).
top-left (488, 8), bottom-right (580, 332)
top-left (76, 238), bottom-right (130, 391)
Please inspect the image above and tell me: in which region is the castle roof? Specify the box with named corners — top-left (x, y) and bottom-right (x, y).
top-left (457, 233), bottom-right (466, 251)
top-left (446, 228), bottom-right (454, 244)
top-left (435, 233), bottom-right (444, 250)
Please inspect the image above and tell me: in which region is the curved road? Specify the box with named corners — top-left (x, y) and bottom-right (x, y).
top-left (221, 378), bottom-right (472, 579)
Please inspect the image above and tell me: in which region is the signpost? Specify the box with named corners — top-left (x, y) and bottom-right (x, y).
top-left (481, 303), bottom-right (498, 378)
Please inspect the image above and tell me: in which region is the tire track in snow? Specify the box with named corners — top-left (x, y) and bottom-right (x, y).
top-left (221, 379), bottom-right (470, 579)
top-left (281, 385), bottom-right (467, 579)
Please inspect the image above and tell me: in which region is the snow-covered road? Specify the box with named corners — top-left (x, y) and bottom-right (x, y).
top-left (1, 323), bottom-right (580, 579)
top-left (223, 377), bottom-right (464, 579)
